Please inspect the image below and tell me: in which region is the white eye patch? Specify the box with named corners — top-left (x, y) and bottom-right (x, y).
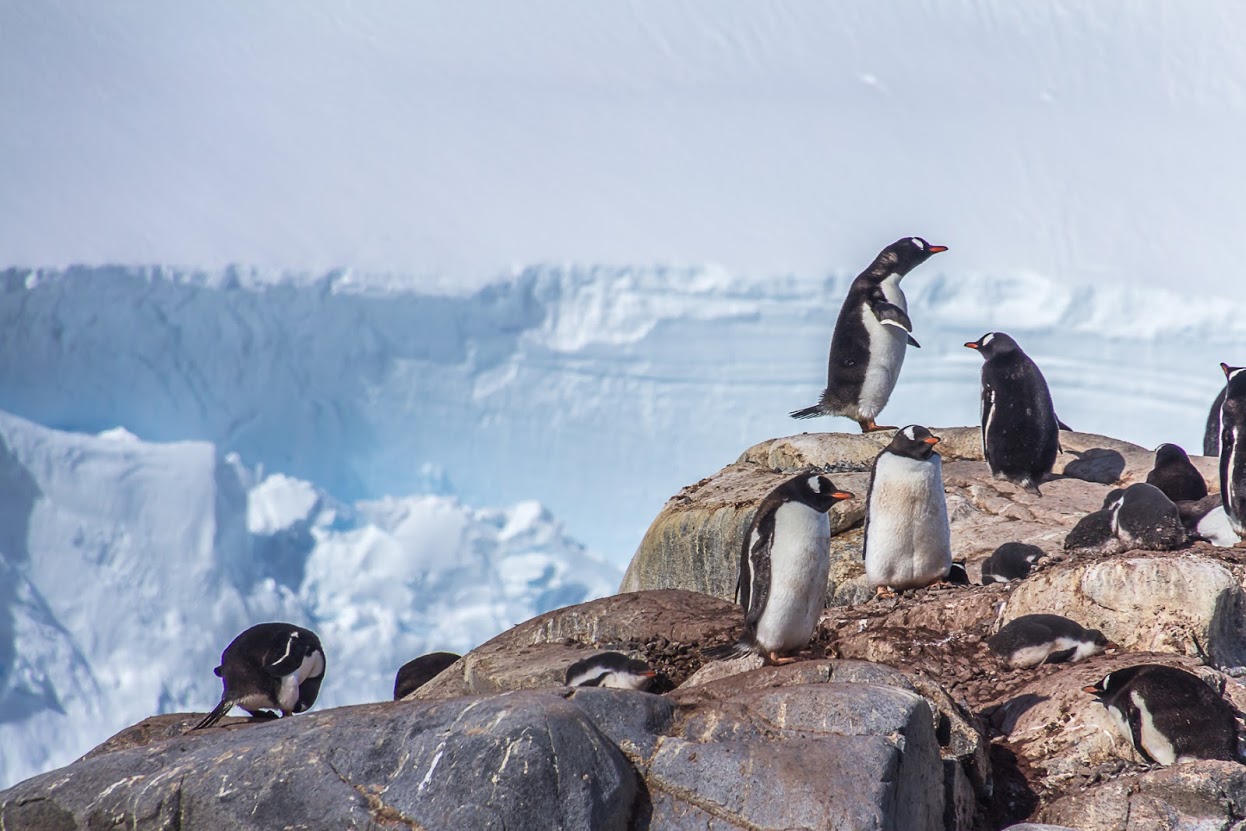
top-left (807, 476), bottom-right (822, 493)
top-left (911, 237), bottom-right (925, 249)
top-left (902, 426), bottom-right (917, 441)
top-left (982, 333), bottom-right (996, 347)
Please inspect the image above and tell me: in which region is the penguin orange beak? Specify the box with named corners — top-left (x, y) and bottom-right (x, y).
top-left (833, 491), bottom-right (855, 500)
top-left (964, 342), bottom-right (979, 349)
top-left (928, 245), bottom-right (948, 254)
top-left (923, 436), bottom-right (941, 445)
top-left (642, 670), bottom-right (658, 678)
top-left (1081, 684), bottom-right (1100, 694)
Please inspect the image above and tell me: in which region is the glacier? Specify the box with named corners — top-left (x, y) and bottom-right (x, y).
top-left (0, 263), bottom-right (1241, 788)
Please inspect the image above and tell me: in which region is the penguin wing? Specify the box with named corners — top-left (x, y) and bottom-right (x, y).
top-left (744, 527), bottom-right (774, 630)
top-left (980, 379), bottom-right (994, 449)
top-left (868, 298), bottom-right (915, 334)
top-left (265, 631), bottom-right (313, 677)
top-left (1125, 699), bottom-right (1158, 764)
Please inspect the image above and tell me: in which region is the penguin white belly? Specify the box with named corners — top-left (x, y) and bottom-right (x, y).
top-left (1197, 506), bottom-right (1241, 547)
top-left (277, 651), bottom-right (325, 714)
top-left (865, 454), bottom-right (951, 590)
top-left (752, 503), bottom-right (831, 654)
top-left (856, 277), bottom-right (909, 420)
top-left (1131, 690), bottom-right (1177, 765)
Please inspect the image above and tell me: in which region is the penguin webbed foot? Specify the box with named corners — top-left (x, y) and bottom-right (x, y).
top-left (859, 419), bottom-right (897, 433)
top-left (873, 586), bottom-right (899, 600)
top-left (246, 709), bottom-right (281, 721)
top-left (764, 651), bottom-right (800, 666)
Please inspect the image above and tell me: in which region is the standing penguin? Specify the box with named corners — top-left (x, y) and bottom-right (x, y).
top-left (1146, 443), bottom-right (1208, 503)
top-left (1085, 664), bottom-right (1239, 765)
top-left (791, 237), bottom-right (947, 432)
top-left (864, 425), bottom-right (952, 598)
top-left (965, 332), bottom-right (1062, 495)
top-left (1218, 363), bottom-right (1246, 536)
top-left (193, 622), bottom-right (326, 730)
top-left (708, 474), bottom-right (854, 664)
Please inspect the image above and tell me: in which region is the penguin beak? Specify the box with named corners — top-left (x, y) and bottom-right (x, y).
top-left (1081, 684), bottom-right (1100, 694)
top-left (832, 491), bottom-right (855, 500)
top-left (963, 342), bottom-right (979, 349)
top-left (923, 436), bottom-right (941, 446)
top-left (927, 245), bottom-right (948, 254)
top-left (642, 670), bottom-right (658, 678)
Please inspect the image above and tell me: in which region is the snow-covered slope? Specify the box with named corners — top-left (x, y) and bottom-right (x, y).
top-left (0, 409), bottom-right (616, 788)
top-left (1, 265), bottom-right (1238, 566)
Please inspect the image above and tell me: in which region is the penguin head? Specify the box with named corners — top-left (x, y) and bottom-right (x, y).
top-left (1154, 443), bottom-right (1191, 467)
top-left (790, 473), bottom-right (855, 513)
top-left (885, 425), bottom-right (942, 461)
top-left (964, 331), bottom-right (1020, 358)
top-left (945, 561), bottom-right (971, 585)
top-left (872, 237), bottom-right (948, 277)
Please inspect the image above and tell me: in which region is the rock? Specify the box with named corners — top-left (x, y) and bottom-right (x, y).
top-left (415, 589), bottom-right (739, 698)
top-left (1, 692), bottom-right (639, 831)
top-left (1000, 554), bottom-right (1246, 667)
top-left (1002, 825), bottom-right (1080, 831)
top-left (1038, 761), bottom-right (1246, 831)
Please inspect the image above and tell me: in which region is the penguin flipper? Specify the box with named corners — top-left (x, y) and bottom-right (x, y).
top-left (1126, 701), bottom-right (1158, 764)
top-left (744, 531), bottom-right (774, 631)
top-left (906, 334), bottom-right (921, 348)
top-left (870, 301), bottom-right (914, 334)
top-left (191, 696), bottom-right (235, 731)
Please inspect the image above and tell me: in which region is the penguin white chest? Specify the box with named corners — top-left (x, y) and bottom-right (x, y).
top-left (277, 650), bottom-right (325, 714)
top-left (752, 502), bottom-right (831, 654)
top-left (857, 276), bottom-right (909, 420)
top-left (1131, 690), bottom-right (1178, 765)
top-left (865, 453), bottom-right (951, 590)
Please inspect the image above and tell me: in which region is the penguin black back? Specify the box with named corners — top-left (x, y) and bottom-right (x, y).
top-left (790, 237), bottom-right (946, 432)
top-left (1206, 385), bottom-right (1228, 456)
top-left (1146, 443), bottom-right (1207, 503)
top-left (965, 332), bottom-right (1061, 495)
top-left (1085, 664), bottom-right (1239, 765)
top-left (988, 614), bottom-right (1109, 668)
top-left (564, 651), bottom-right (656, 690)
top-left (1110, 483), bottom-right (1188, 551)
top-left (1219, 363), bottom-right (1246, 537)
top-left (980, 542), bottom-right (1045, 584)
top-left (394, 651), bottom-right (460, 700)
top-left (193, 622), bottom-right (325, 730)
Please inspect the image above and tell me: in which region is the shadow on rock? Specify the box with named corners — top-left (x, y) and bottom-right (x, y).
top-left (988, 693), bottom-right (1050, 734)
top-left (986, 741), bottom-right (1040, 829)
top-left (1061, 449), bottom-right (1126, 485)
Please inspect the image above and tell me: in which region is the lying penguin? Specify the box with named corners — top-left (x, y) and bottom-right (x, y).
top-left (1085, 664), bottom-right (1240, 765)
top-left (979, 542), bottom-right (1045, 585)
top-left (1064, 483), bottom-right (1187, 554)
top-left (393, 651), bottom-right (461, 700)
top-left (1179, 494), bottom-right (1242, 547)
top-left (988, 614), bottom-right (1111, 668)
top-left (564, 652), bottom-right (656, 690)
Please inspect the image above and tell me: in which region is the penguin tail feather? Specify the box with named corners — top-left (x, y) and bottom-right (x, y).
top-left (701, 638), bottom-right (758, 662)
top-left (191, 698), bottom-right (234, 731)
top-left (789, 404), bottom-right (824, 420)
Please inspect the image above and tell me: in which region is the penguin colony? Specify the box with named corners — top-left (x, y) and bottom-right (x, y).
top-left (186, 236), bottom-right (1244, 774)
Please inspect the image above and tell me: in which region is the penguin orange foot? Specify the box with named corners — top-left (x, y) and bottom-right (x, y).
top-left (859, 419), bottom-right (897, 433)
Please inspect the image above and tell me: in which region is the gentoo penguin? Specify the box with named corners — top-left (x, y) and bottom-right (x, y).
top-left (1179, 494), bottom-right (1241, 547)
top-left (864, 425), bottom-right (952, 598)
top-left (988, 614), bottom-right (1111, 668)
top-left (193, 622), bottom-right (326, 730)
top-left (1218, 363), bottom-right (1246, 536)
top-left (945, 561), bottom-right (971, 585)
top-left (980, 542), bottom-right (1045, 584)
top-left (708, 473), bottom-right (854, 664)
top-left (1063, 505), bottom-right (1117, 553)
top-left (1110, 483), bottom-right (1188, 551)
top-left (564, 652), bottom-right (657, 690)
top-left (790, 237), bottom-right (947, 432)
top-left (1206, 385), bottom-right (1228, 456)
top-left (393, 651), bottom-right (460, 700)
top-left (1146, 443), bottom-right (1208, 503)
top-left (1085, 664), bottom-right (1239, 765)
top-left (965, 332), bottom-right (1061, 495)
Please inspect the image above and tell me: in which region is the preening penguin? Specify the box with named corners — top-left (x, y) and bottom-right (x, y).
top-left (1065, 484), bottom-right (1187, 554)
top-left (980, 542), bottom-right (1045, 584)
top-left (709, 473), bottom-right (854, 664)
top-left (1085, 664), bottom-right (1240, 765)
top-left (965, 332), bottom-right (1061, 495)
top-left (1146, 443), bottom-right (1207, 503)
top-left (791, 237), bottom-right (947, 432)
top-left (1218, 363), bottom-right (1246, 537)
top-left (864, 425), bottom-right (952, 598)
top-left (564, 652), bottom-right (657, 690)
top-left (394, 651), bottom-right (460, 700)
top-left (988, 614), bottom-right (1110, 668)
top-left (193, 622), bottom-right (325, 730)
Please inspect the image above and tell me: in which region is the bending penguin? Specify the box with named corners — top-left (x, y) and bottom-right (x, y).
top-left (791, 237), bottom-right (947, 432)
top-left (864, 425), bottom-right (952, 598)
top-left (1218, 363), bottom-right (1246, 537)
top-left (1085, 664), bottom-right (1240, 765)
top-left (965, 332), bottom-right (1062, 494)
top-left (193, 622), bottom-right (326, 730)
top-left (564, 652), bottom-right (657, 690)
top-left (988, 614), bottom-right (1110, 668)
top-left (979, 542), bottom-right (1045, 585)
top-left (708, 473), bottom-right (854, 664)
